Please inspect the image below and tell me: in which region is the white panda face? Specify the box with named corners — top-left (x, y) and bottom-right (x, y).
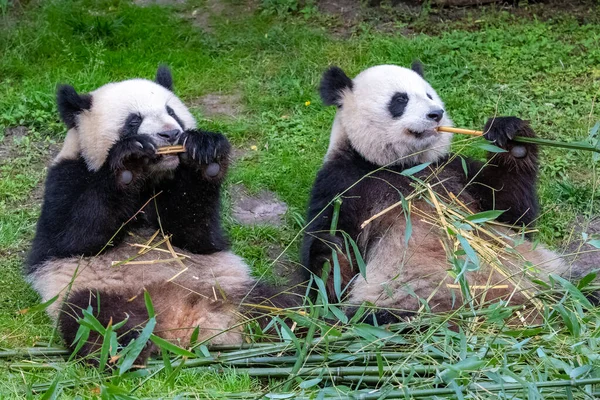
top-left (321, 64), bottom-right (453, 166)
top-left (55, 67), bottom-right (196, 172)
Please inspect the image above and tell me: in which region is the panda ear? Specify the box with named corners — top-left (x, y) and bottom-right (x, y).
top-left (320, 66), bottom-right (353, 107)
top-left (56, 85), bottom-right (92, 129)
top-left (156, 65), bottom-right (173, 91)
top-left (411, 60), bottom-right (425, 78)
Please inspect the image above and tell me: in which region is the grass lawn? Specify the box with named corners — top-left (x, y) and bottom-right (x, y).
top-left (0, 0), bottom-right (599, 398)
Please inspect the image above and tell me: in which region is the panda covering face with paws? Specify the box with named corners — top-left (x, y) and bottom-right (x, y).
top-left (302, 62), bottom-right (597, 324)
top-left (27, 67), bottom-right (295, 365)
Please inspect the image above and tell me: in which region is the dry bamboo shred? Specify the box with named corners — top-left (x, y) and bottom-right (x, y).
top-left (156, 145), bottom-right (186, 155)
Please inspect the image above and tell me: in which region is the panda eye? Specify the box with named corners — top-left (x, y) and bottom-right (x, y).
top-left (388, 92), bottom-right (409, 118)
top-left (166, 106), bottom-right (176, 117)
top-left (393, 93), bottom-right (409, 103)
top-left (128, 114), bottom-right (143, 127)
top-left (427, 93), bottom-right (433, 100)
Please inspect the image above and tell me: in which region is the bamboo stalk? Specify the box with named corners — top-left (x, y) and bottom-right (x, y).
top-left (0, 348), bottom-right (70, 358)
top-left (202, 364), bottom-right (437, 377)
top-left (156, 145), bottom-right (186, 155)
top-left (437, 126), bottom-right (600, 153)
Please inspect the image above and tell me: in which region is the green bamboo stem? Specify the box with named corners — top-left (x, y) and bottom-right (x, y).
top-left (0, 348), bottom-right (69, 358)
top-left (200, 364), bottom-right (437, 377)
top-left (513, 136), bottom-right (600, 153)
top-left (438, 126), bottom-right (600, 153)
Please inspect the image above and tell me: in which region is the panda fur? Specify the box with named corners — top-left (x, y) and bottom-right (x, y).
top-left (27, 67), bottom-right (294, 363)
top-left (302, 63), bottom-right (596, 323)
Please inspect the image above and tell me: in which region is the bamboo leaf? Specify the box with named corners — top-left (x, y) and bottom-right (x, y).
top-left (299, 377), bottom-right (322, 389)
top-left (460, 156), bottom-right (468, 177)
top-left (328, 304), bottom-right (348, 324)
top-left (81, 309), bottom-right (106, 335)
top-left (144, 290), bottom-right (155, 319)
top-left (477, 142), bottom-right (508, 153)
top-left (457, 234), bottom-right (480, 268)
top-left (550, 274), bottom-right (594, 309)
top-left (162, 347), bottom-right (173, 376)
top-left (347, 236), bottom-right (367, 279)
top-left (190, 326), bottom-right (200, 347)
top-left (570, 365), bottom-right (591, 379)
top-left (20, 295), bottom-right (58, 315)
top-left (69, 323), bottom-right (91, 361)
top-left (465, 210), bottom-right (505, 224)
top-left (332, 251), bottom-right (342, 302)
top-left (150, 334), bottom-right (196, 358)
top-left (119, 317), bottom-right (156, 374)
top-left (40, 376), bottom-right (60, 400)
top-left (198, 344), bottom-right (210, 358)
top-left (401, 194), bottom-right (412, 245)
top-left (111, 316), bottom-right (129, 331)
top-left (588, 239), bottom-right (600, 249)
top-left (313, 276), bottom-right (329, 313)
top-left (401, 162), bottom-right (431, 176)
top-left (577, 272), bottom-right (597, 289)
top-left (98, 324), bottom-right (114, 373)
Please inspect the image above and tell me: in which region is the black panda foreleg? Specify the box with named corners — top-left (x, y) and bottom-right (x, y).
top-left (156, 129), bottom-right (231, 254)
top-left (465, 117), bottom-right (539, 227)
top-left (27, 136), bottom-right (159, 269)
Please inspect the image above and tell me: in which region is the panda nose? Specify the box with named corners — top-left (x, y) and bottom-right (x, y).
top-left (157, 129), bottom-right (181, 144)
top-left (427, 109), bottom-right (444, 123)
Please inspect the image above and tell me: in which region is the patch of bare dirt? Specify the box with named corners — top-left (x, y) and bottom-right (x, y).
top-left (316, 0), bottom-right (599, 37)
top-left (230, 184), bottom-right (288, 226)
top-left (189, 92), bottom-right (244, 119)
top-left (1, 126), bottom-right (29, 159)
top-left (183, 0), bottom-right (259, 34)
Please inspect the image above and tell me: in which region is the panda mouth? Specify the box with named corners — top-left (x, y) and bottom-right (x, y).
top-left (408, 129), bottom-right (437, 139)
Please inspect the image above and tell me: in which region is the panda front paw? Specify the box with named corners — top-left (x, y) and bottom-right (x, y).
top-left (178, 130), bottom-right (231, 179)
top-left (483, 117), bottom-right (535, 148)
top-left (108, 135), bottom-right (158, 172)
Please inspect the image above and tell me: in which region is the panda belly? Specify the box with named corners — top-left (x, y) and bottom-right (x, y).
top-left (348, 203), bottom-right (575, 316)
top-left (28, 230), bottom-right (253, 345)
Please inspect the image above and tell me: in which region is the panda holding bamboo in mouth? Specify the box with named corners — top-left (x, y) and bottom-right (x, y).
top-left (301, 62), bottom-right (597, 323)
top-left (26, 67), bottom-right (294, 364)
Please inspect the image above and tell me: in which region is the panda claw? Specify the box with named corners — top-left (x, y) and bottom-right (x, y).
top-left (135, 141), bottom-right (144, 149)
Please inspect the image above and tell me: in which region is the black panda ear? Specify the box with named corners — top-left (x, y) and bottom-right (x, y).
top-left (56, 85), bottom-right (92, 129)
top-left (156, 65), bottom-right (173, 91)
top-left (319, 66), bottom-right (353, 107)
top-left (411, 60), bottom-right (425, 78)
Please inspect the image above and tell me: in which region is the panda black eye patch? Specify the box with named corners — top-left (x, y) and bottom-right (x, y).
top-left (166, 105), bottom-right (184, 130)
top-left (388, 92), bottom-right (409, 119)
top-left (427, 93), bottom-right (433, 100)
top-left (122, 113), bottom-right (143, 137)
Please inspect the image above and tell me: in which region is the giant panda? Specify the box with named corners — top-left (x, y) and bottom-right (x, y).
top-left (27, 67), bottom-right (294, 364)
top-left (301, 63), bottom-right (596, 323)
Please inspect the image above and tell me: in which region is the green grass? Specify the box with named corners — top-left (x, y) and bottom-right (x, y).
top-left (0, 0), bottom-right (599, 398)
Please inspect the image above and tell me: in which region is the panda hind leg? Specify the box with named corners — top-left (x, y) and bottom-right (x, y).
top-left (59, 288), bottom-right (155, 366)
top-left (345, 306), bottom-right (414, 327)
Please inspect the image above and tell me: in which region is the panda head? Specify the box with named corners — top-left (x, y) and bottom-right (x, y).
top-left (54, 66), bottom-right (196, 172)
top-left (320, 62), bottom-right (453, 166)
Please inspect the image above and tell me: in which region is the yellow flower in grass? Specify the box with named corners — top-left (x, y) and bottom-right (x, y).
top-left (250, 145), bottom-right (258, 151)
top-left (305, 101), bottom-right (311, 106)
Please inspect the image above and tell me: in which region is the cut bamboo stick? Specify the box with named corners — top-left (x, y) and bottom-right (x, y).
top-left (437, 126), bottom-right (600, 153)
top-left (156, 145), bottom-right (186, 155)
top-left (437, 126), bottom-right (483, 136)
